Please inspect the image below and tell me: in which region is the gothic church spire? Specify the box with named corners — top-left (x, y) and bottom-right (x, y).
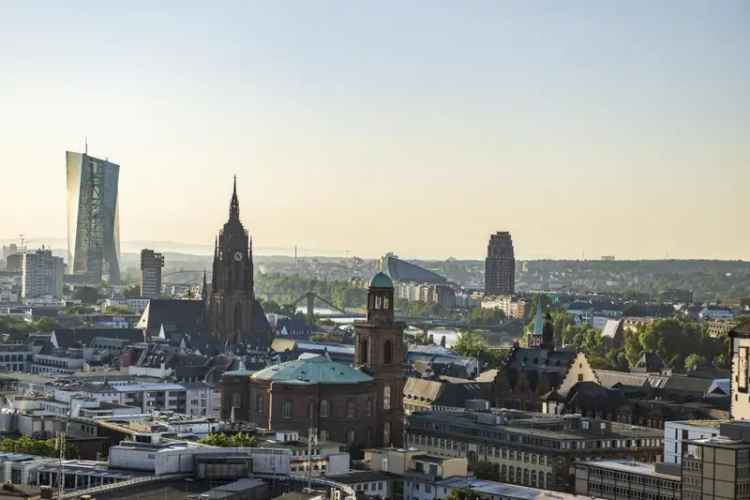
top-left (229, 175), bottom-right (240, 222)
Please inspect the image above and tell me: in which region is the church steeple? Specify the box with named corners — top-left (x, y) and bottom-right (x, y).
top-left (229, 175), bottom-right (240, 222)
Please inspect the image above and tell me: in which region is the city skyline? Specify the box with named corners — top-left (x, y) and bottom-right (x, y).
top-left (1, 2), bottom-right (748, 260)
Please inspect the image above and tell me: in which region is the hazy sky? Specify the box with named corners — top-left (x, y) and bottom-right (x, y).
top-left (1, 1), bottom-right (748, 260)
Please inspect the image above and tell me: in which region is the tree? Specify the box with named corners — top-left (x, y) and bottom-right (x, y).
top-left (623, 330), bottom-right (643, 368)
top-left (34, 317), bottom-right (59, 333)
top-left (230, 432), bottom-right (256, 447)
top-left (685, 354), bottom-right (707, 371)
top-left (0, 436), bottom-right (77, 458)
top-left (199, 433), bottom-right (230, 447)
top-left (452, 331), bottom-right (488, 359)
top-left (74, 286), bottom-right (99, 305)
top-left (199, 432), bottom-right (257, 448)
top-left (447, 489), bottom-right (480, 500)
top-left (123, 284), bottom-right (141, 298)
top-left (105, 305), bottom-right (129, 315)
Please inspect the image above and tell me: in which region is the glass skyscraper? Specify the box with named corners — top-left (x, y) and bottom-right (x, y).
top-left (66, 151), bottom-right (121, 284)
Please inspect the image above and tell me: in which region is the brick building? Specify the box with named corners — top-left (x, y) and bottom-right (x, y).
top-left (221, 272), bottom-right (406, 449)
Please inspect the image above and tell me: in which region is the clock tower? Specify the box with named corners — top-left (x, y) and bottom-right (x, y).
top-left (206, 177), bottom-right (259, 345)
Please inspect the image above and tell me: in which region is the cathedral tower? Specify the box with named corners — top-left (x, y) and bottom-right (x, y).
top-left (354, 272), bottom-right (406, 447)
top-left (207, 177), bottom-right (257, 345)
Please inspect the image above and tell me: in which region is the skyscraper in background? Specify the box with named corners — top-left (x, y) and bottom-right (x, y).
top-left (484, 231), bottom-right (515, 296)
top-left (66, 151), bottom-right (121, 284)
top-left (140, 249), bottom-right (164, 299)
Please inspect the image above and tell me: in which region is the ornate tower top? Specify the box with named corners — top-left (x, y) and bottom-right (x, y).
top-left (229, 175), bottom-right (240, 222)
top-left (367, 272), bottom-right (394, 324)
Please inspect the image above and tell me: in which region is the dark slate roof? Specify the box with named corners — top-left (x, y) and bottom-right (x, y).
top-left (565, 381), bottom-right (625, 411)
top-left (137, 299), bottom-right (206, 338)
top-left (506, 347), bottom-right (576, 372)
top-left (52, 329), bottom-right (143, 349)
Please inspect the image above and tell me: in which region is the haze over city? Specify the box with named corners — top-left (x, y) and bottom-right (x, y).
top-left (2, 1), bottom-right (748, 260)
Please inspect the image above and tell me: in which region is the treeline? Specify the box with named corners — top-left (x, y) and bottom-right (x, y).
top-left (556, 315), bottom-right (740, 372)
top-left (0, 436), bottom-right (78, 458)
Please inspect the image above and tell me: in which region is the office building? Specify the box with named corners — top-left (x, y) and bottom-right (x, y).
top-left (139, 249), bottom-right (164, 299)
top-left (485, 231), bottom-right (515, 296)
top-left (66, 150), bottom-right (121, 284)
top-left (681, 435), bottom-right (750, 500)
top-left (406, 409), bottom-right (663, 492)
top-left (21, 249), bottom-right (64, 299)
top-left (575, 460), bottom-right (681, 500)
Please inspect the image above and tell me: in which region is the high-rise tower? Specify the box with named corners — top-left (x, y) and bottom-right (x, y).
top-left (354, 272), bottom-right (406, 447)
top-left (66, 151), bottom-right (121, 284)
top-left (484, 231), bottom-right (515, 296)
top-left (140, 249), bottom-right (164, 299)
top-left (206, 177), bottom-right (259, 345)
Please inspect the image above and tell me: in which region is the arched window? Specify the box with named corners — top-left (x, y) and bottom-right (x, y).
top-left (384, 297), bottom-right (390, 310)
top-left (383, 386), bottom-right (391, 410)
top-left (384, 422), bottom-right (391, 445)
top-left (384, 340), bottom-right (393, 365)
top-left (307, 400), bottom-right (314, 419)
top-left (319, 429), bottom-right (329, 441)
top-left (232, 393), bottom-right (241, 408)
top-left (365, 398), bottom-right (373, 417)
top-left (320, 400), bottom-right (329, 418)
top-left (347, 429), bottom-right (356, 444)
top-left (255, 394), bottom-right (264, 415)
top-left (375, 295), bottom-right (383, 309)
top-left (346, 399), bottom-right (356, 419)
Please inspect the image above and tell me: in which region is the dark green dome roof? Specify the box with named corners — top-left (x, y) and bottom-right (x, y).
top-left (370, 272), bottom-right (393, 288)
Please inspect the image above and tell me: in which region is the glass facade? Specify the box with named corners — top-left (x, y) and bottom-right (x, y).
top-left (66, 151), bottom-right (121, 283)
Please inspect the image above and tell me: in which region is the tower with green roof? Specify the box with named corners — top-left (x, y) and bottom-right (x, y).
top-left (354, 272), bottom-right (406, 447)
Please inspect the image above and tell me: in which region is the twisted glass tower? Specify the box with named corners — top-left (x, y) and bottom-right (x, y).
top-left (66, 151), bottom-right (121, 284)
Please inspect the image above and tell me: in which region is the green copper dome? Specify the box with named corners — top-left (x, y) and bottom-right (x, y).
top-left (370, 272), bottom-right (394, 288)
top-left (251, 355), bottom-right (373, 385)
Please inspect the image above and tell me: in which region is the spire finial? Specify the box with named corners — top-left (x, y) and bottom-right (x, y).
top-left (229, 176), bottom-right (240, 221)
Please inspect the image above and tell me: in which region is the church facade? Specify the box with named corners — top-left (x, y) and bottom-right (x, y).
top-left (205, 178), bottom-right (270, 347)
top-left (220, 272), bottom-right (406, 449)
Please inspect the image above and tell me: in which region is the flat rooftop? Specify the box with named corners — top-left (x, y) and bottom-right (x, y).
top-left (438, 478), bottom-right (597, 499)
top-left (580, 460), bottom-right (681, 480)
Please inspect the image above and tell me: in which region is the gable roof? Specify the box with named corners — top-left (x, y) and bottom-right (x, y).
top-left (136, 299), bottom-right (205, 338)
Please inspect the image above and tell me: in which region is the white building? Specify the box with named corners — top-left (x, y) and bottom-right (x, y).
top-left (663, 420), bottom-right (723, 464)
top-left (108, 441), bottom-right (291, 476)
top-left (21, 249), bottom-right (64, 299)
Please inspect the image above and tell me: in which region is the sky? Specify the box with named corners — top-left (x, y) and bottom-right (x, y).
top-left (1, 1), bottom-right (748, 260)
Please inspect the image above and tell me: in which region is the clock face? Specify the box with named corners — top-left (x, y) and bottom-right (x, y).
top-left (233, 251), bottom-right (243, 262)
